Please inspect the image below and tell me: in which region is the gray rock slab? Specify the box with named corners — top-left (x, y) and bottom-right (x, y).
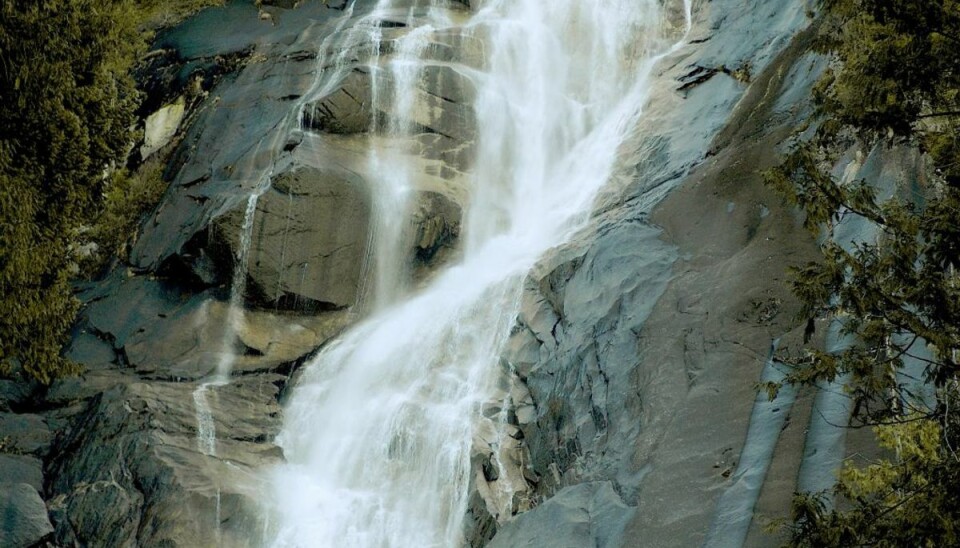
top-left (302, 69), bottom-right (372, 134)
top-left (45, 370), bottom-right (130, 408)
top-left (504, 217), bottom-right (677, 500)
top-left (83, 275), bottom-right (182, 349)
top-left (0, 454), bottom-right (43, 490)
top-left (63, 330), bottom-right (117, 371)
top-left (213, 165), bottom-right (372, 309)
top-left (488, 482), bottom-right (632, 548)
top-left (0, 413), bottom-right (52, 457)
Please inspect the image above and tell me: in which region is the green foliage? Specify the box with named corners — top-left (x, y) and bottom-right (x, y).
top-left (136, 0), bottom-right (225, 29)
top-left (791, 416), bottom-right (960, 547)
top-left (815, 0), bottom-right (960, 123)
top-left (81, 160), bottom-right (170, 276)
top-left (770, 0), bottom-right (960, 416)
top-left (0, 0), bottom-right (219, 383)
top-left (0, 0), bottom-right (143, 383)
top-left (764, 0), bottom-right (960, 545)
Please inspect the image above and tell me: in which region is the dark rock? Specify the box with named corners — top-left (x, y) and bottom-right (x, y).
top-left (0, 381), bottom-right (32, 413)
top-left (463, 488), bottom-right (497, 548)
top-left (83, 275), bottom-right (183, 351)
top-left (412, 191), bottom-right (461, 264)
top-left (261, 0), bottom-right (300, 8)
top-left (0, 483), bottom-right (55, 548)
top-left (48, 480), bottom-right (142, 548)
top-left (45, 371), bottom-right (130, 409)
top-left (63, 330), bottom-right (118, 372)
top-left (302, 70), bottom-right (371, 134)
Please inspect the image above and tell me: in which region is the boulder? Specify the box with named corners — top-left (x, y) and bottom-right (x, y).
top-left (0, 413), bottom-right (53, 457)
top-left (412, 191), bottom-right (461, 264)
top-left (47, 377), bottom-right (285, 547)
top-left (0, 483), bottom-right (54, 548)
top-left (141, 97), bottom-right (186, 159)
top-left (0, 381), bottom-right (31, 413)
top-left (487, 482), bottom-right (632, 548)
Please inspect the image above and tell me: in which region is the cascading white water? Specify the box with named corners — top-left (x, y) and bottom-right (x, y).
top-left (362, 19), bottom-right (434, 308)
top-left (267, 0), bottom-right (690, 546)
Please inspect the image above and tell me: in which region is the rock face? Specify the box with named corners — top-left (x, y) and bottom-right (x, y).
top-left (27, 3), bottom-right (474, 546)
top-left (487, 482), bottom-right (632, 548)
top-left (301, 69), bottom-right (371, 134)
top-left (129, 0), bottom-right (474, 311)
top-left (482, 1), bottom-right (836, 547)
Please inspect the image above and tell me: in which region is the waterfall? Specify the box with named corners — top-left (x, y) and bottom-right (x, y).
top-left (266, 0), bottom-right (691, 546)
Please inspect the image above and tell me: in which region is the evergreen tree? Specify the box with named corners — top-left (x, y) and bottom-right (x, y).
top-left (0, 0), bottom-right (142, 383)
top-left (766, 0), bottom-right (960, 545)
top-left (0, 0), bottom-right (220, 383)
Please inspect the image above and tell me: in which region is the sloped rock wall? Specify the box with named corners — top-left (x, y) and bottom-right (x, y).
top-left (483, 1), bottom-right (828, 546)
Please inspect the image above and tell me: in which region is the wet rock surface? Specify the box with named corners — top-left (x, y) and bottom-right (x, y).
top-left (213, 165), bottom-right (373, 309)
top-left (130, 0), bottom-right (474, 312)
top-left (45, 377), bottom-right (284, 547)
top-left (487, 482), bottom-right (632, 548)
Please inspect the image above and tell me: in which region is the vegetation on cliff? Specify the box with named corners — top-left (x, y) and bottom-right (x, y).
top-left (766, 0), bottom-right (960, 544)
top-left (0, 0), bottom-right (220, 383)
